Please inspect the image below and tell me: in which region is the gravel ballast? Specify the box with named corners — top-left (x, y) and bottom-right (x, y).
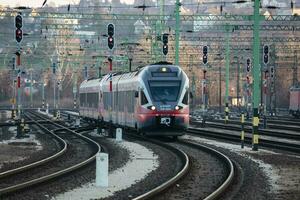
top-left (183, 134), bottom-right (299, 200)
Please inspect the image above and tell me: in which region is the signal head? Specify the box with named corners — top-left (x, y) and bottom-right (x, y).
top-left (263, 54), bottom-right (269, 64)
top-left (163, 44), bottom-right (168, 55)
top-left (107, 23), bottom-right (114, 37)
top-left (203, 55), bottom-right (208, 65)
top-left (15, 29), bottom-right (23, 43)
top-left (263, 45), bottom-right (269, 54)
top-left (108, 36), bottom-right (114, 49)
top-left (162, 33), bottom-right (168, 44)
top-left (203, 46), bottom-right (208, 55)
top-left (15, 15), bottom-right (22, 29)
top-left (246, 58), bottom-right (251, 66)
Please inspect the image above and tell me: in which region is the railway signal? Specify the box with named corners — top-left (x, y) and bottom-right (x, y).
top-left (270, 66), bottom-right (275, 79)
top-left (52, 62), bottom-right (56, 74)
top-left (162, 44), bottom-right (168, 55)
top-left (15, 14), bottom-right (23, 43)
top-left (246, 58), bottom-right (251, 72)
top-left (107, 23), bottom-right (114, 49)
top-left (202, 46), bottom-right (208, 65)
top-left (162, 33), bottom-right (168, 55)
top-left (263, 45), bottom-right (269, 65)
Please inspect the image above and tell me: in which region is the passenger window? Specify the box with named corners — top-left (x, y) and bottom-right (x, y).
top-left (141, 91), bottom-right (148, 105)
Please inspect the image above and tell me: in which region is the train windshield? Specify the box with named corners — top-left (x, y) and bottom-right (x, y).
top-left (149, 81), bottom-right (181, 102)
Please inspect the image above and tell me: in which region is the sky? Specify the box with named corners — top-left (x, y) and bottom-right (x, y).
top-left (0, 0), bottom-right (137, 7)
top-left (0, 0), bottom-right (81, 8)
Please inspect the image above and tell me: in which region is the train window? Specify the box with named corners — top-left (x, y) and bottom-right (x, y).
top-left (103, 92), bottom-right (111, 110)
top-left (149, 81), bottom-right (181, 102)
top-left (182, 91), bottom-right (188, 105)
top-left (151, 72), bottom-right (177, 77)
top-left (135, 91), bottom-right (139, 98)
top-left (141, 91), bottom-right (148, 105)
top-left (80, 93), bottom-right (84, 106)
top-left (118, 91), bottom-right (124, 111)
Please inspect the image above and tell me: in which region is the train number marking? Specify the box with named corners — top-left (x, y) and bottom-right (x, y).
top-left (161, 117), bottom-right (171, 126)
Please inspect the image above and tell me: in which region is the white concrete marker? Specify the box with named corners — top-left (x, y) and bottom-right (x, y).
top-left (101, 129), bottom-right (106, 136)
top-left (75, 118), bottom-right (80, 127)
top-left (96, 153), bottom-right (108, 187)
top-left (116, 128), bottom-right (122, 142)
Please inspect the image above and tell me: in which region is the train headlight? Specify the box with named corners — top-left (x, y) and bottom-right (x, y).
top-left (147, 105), bottom-right (156, 110)
top-left (175, 105), bottom-right (183, 110)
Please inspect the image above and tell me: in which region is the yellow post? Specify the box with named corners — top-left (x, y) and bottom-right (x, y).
top-left (241, 112), bottom-right (245, 148)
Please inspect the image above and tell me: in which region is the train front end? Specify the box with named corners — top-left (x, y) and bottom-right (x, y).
top-left (137, 63), bottom-right (189, 136)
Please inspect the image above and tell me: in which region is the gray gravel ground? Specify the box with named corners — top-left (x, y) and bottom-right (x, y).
top-left (99, 136), bottom-right (183, 200)
top-left (150, 141), bottom-right (228, 200)
top-left (248, 152), bottom-right (300, 200)
top-left (0, 125), bottom-right (60, 173)
top-left (184, 136), bottom-right (294, 200)
top-left (1, 133), bottom-right (130, 200)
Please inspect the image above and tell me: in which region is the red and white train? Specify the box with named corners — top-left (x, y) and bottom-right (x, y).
top-left (79, 62), bottom-right (189, 136)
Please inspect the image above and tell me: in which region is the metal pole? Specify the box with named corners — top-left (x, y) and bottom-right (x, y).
top-left (293, 50), bottom-right (298, 86)
top-left (237, 55), bottom-right (240, 111)
top-left (108, 57), bottom-right (113, 137)
top-left (263, 70), bottom-right (267, 128)
top-left (52, 62), bottom-right (56, 119)
top-left (252, 0), bottom-right (261, 151)
top-left (225, 25), bottom-right (230, 124)
top-left (42, 79), bottom-right (45, 109)
top-left (219, 66), bottom-right (222, 113)
top-left (241, 112), bottom-right (245, 148)
top-left (57, 81), bottom-right (60, 110)
top-left (30, 69), bottom-right (33, 107)
top-left (73, 73), bottom-right (77, 109)
top-left (16, 49), bottom-right (22, 137)
top-left (16, 51), bottom-right (21, 119)
top-left (175, 0), bottom-right (180, 65)
top-left (129, 58), bottom-right (132, 72)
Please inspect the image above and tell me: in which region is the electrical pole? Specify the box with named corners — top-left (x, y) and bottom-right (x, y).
top-left (42, 77), bottom-right (45, 109)
top-left (225, 25), bottom-right (231, 124)
top-left (30, 69), bottom-right (33, 108)
top-left (52, 62), bottom-right (57, 118)
top-left (175, 0), bottom-right (180, 65)
top-left (252, 0), bottom-right (261, 151)
top-left (219, 66), bottom-right (222, 113)
top-left (293, 50), bottom-right (298, 86)
top-left (237, 55), bottom-right (240, 112)
top-left (73, 72), bottom-right (77, 109)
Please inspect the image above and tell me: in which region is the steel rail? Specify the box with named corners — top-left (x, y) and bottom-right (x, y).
top-left (0, 111), bottom-right (101, 196)
top-left (178, 140), bottom-right (234, 200)
top-left (187, 128), bottom-right (300, 153)
top-left (0, 113), bottom-right (67, 179)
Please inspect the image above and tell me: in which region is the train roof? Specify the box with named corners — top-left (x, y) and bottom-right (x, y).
top-left (290, 86), bottom-right (300, 91)
top-left (79, 78), bottom-right (101, 92)
top-left (80, 61), bottom-right (182, 87)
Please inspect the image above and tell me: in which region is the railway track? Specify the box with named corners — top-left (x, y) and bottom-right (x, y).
top-left (187, 127), bottom-right (300, 154)
top-left (162, 139), bottom-right (235, 200)
top-left (3, 111), bottom-right (235, 199)
top-left (121, 133), bottom-right (235, 200)
top-left (214, 116), bottom-right (300, 127)
top-left (191, 120), bottom-right (300, 141)
top-left (0, 111), bottom-right (101, 197)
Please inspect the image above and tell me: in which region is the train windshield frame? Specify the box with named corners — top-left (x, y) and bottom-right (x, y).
top-left (148, 81), bottom-right (181, 102)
